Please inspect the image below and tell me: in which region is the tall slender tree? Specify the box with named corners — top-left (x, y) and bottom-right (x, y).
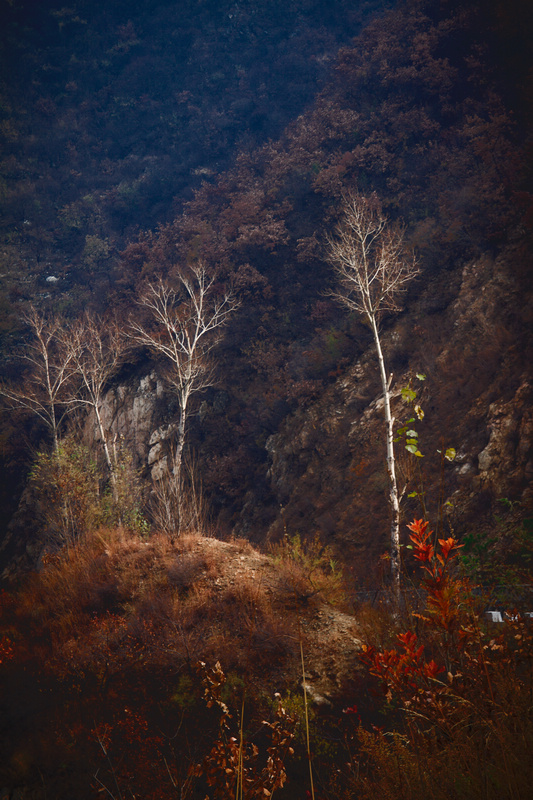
top-left (328, 193), bottom-right (419, 602)
top-left (130, 261), bottom-right (239, 534)
top-left (64, 311), bottom-right (128, 497)
top-left (0, 305), bottom-right (77, 452)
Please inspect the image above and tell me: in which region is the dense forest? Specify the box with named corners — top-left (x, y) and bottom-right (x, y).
top-left (0, 0), bottom-right (532, 796)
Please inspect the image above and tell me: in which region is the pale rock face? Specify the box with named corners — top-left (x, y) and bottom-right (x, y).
top-left (147, 423), bottom-right (178, 479)
top-left (476, 382), bottom-right (533, 501)
top-left (477, 400), bottom-right (519, 474)
top-left (455, 461), bottom-right (475, 482)
top-left (151, 455), bottom-right (169, 482)
top-left (149, 423), bottom-right (177, 446)
top-left (147, 442), bottom-right (163, 466)
top-left (88, 372), bottom-right (181, 483)
top-left (89, 371), bottom-right (168, 465)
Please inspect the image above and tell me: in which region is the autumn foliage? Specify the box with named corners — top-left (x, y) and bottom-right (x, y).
top-left (0, 0), bottom-right (532, 796)
top-left (194, 660), bottom-right (296, 799)
top-left (0, 514), bottom-right (532, 798)
top-left (353, 520), bottom-right (533, 800)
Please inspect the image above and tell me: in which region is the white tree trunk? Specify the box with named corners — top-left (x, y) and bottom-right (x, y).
top-left (172, 379), bottom-right (193, 535)
top-left (328, 195), bottom-right (418, 605)
top-left (132, 269), bottom-right (239, 538)
top-left (94, 402), bottom-right (117, 495)
top-left (370, 314), bottom-right (401, 605)
top-left (173, 402), bottom-right (187, 533)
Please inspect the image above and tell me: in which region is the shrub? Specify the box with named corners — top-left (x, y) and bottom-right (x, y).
top-left (29, 435), bottom-right (102, 547)
top-left (350, 519), bottom-right (533, 800)
top-left (193, 660), bottom-right (296, 800)
top-left (270, 531), bottom-right (345, 608)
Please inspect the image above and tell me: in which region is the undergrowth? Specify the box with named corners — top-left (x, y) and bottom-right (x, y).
top-left (0, 517), bottom-right (531, 799)
top-left (347, 519), bottom-right (533, 800)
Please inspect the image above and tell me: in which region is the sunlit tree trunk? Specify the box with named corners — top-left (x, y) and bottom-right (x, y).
top-left (328, 193), bottom-right (419, 606)
top-left (131, 261), bottom-right (239, 536)
top-left (0, 305), bottom-right (77, 453)
top-left (370, 314), bottom-right (401, 604)
top-left (64, 312), bottom-right (128, 505)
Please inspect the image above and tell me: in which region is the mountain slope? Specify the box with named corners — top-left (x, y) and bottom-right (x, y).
top-left (1, 0), bottom-right (532, 579)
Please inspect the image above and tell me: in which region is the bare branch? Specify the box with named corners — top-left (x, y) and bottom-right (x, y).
top-left (61, 311), bottom-right (129, 483)
top-left (327, 193), bottom-right (419, 323)
top-left (130, 261), bottom-right (239, 534)
top-left (0, 305), bottom-right (79, 450)
top-left (131, 263), bottom-right (238, 401)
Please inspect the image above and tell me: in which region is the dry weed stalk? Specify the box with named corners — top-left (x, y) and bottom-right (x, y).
top-left (270, 531), bottom-right (345, 608)
top-left (150, 452), bottom-right (210, 541)
top-left (194, 660), bottom-right (296, 799)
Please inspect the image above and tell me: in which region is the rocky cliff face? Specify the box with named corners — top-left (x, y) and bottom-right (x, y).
top-left (236, 242), bottom-right (533, 577)
top-left (84, 241), bottom-right (533, 578)
top-left (90, 370), bottom-right (170, 480)
top-left (2, 241), bottom-right (531, 582)
top-left (78, 242), bottom-right (533, 580)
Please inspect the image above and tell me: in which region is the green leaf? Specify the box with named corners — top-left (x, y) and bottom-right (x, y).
top-left (416, 373), bottom-right (426, 381)
top-left (408, 491), bottom-right (418, 498)
top-left (405, 444), bottom-right (424, 457)
top-left (444, 447), bottom-right (456, 462)
top-left (406, 430), bottom-right (418, 438)
top-left (401, 387), bottom-right (416, 402)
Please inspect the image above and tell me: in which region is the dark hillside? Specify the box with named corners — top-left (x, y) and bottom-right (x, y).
top-left (0, 0), bottom-right (532, 578)
top-left (0, 0), bottom-right (390, 543)
top-left (111, 0), bottom-right (533, 563)
top-left (0, 0), bottom-right (385, 298)
top-left (0, 2), bottom-right (532, 797)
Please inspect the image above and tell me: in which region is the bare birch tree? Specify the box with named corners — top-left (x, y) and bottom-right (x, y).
top-left (0, 305), bottom-right (77, 452)
top-left (328, 193), bottom-right (419, 603)
top-left (64, 311), bottom-right (128, 497)
top-left (130, 261), bottom-right (239, 534)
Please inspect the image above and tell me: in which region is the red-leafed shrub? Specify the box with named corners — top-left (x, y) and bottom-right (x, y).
top-left (345, 519), bottom-right (533, 800)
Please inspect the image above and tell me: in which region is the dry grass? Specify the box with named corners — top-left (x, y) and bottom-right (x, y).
top-left (353, 600), bottom-right (402, 651)
top-left (1, 524), bottom-right (359, 799)
top-left (11, 525), bottom-right (305, 685)
top-left (6, 518), bottom-right (531, 800)
top-left (269, 532), bottom-right (348, 610)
